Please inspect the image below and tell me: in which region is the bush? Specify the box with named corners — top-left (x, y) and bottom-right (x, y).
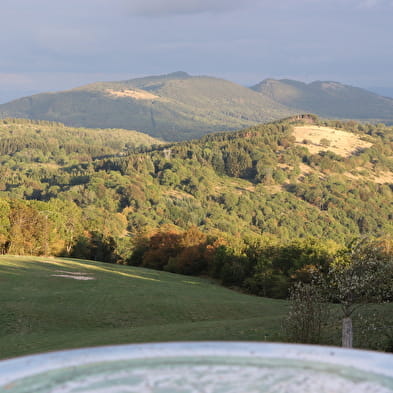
top-left (284, 281), bottom-right (330, 344)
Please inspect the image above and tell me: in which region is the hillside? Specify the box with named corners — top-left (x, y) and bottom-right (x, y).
top-left (0, 116), bottom-right (162, 157)
top-left (0, 116), bottom-right (392, 246)
top-left (2, 73), bottom-right (393, 141)
top-left (0, 256), bottom-right (286, 359)
top-left (0, 116), bottom-right (392, 301)
top-left (252, 79), bottom-right (393, 122)
top-left (0, 72), bottom-right (294, 141)
top-left (0, 118), bottom-right (162, 155)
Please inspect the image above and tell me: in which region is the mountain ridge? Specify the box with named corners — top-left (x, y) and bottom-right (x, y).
top-left (0, 72), bottom-right (295, 141)
top-left (251, 78), bottom-right (393, 121)
top-left (2, 72), bottom-right (393, 140)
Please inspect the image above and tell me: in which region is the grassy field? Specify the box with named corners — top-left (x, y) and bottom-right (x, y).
top-left (0, 256), bottom-right (287, 360)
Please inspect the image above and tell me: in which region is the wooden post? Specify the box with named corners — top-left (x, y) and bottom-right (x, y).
top-left (342, 317), bottom-right (353, 348)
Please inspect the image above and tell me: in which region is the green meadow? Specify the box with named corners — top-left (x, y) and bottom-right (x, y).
top-left (0, 256), bottom-right (287, 360)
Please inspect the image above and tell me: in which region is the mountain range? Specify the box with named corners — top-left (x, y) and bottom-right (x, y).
top-left (1, 72), bottom-right (393, 141)
top-left (251, 79), bottom-right (393, 121)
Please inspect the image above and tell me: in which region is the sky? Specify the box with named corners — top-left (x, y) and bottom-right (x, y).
top-left (1, 0), bottom-right (393, 103)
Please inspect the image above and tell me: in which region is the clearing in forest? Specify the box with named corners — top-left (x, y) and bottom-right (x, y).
top-left (106, 88), bottom-right (162, 100)
top-left (293, 126), bottom-right (372, 157)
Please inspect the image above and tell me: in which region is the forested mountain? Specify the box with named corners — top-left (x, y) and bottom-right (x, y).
top-left (252, 79), bottom-right (393, 122)
top-left (0, 72), bottom-right (294, 141)
top-left (2, 73), bottom-right (393, 142)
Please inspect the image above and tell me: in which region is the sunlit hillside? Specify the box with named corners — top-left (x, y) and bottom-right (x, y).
top-left (0, 256), bottom-right (287, 359)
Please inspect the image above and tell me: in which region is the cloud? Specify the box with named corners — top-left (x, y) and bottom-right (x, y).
top-left (360, 0), bottom-right (379, 6)
top-left (123, 0), bottom-right (257, 16)
top-left (1, 0), bottom-right (393, 94)
top-left (121, 0), bottom-right (393, 17)
top-left (358, 0), bottom-right (393, 7)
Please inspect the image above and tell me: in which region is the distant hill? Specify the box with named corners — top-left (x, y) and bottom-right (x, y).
top-left (0, 118), bottom-right (163, 160)
top-left (0, 72), bottom-right (294, 141)
top-left (251, 79), bottom-right (393, 122)
top-left (2, 72), bottom-right (393, 141)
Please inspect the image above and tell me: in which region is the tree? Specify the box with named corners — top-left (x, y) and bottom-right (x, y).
top-left (0, 199), bottom-right (11, 253)
top-left (7, 201), bottom-right (48, 255)
top-left (326, 238), bottom-right (393, 348)
top-left (224, 150), bottom-right (252, 178)
top-left (284, 237), bottom-right (393, 348)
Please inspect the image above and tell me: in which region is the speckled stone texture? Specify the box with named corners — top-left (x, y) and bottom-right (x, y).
top-left (1, 343), bottom-right (392, 393)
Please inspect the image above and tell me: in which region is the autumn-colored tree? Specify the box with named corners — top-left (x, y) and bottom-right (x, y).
top-left (166, 227), bottom-right (208, 274)
top-left (7, 201), bottom-right (49, 255)
top-left (142, 230), bottom-right (182, 270)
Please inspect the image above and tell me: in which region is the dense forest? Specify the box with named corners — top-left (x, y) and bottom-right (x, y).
top-left (0, 116), bottom-right (392, 297)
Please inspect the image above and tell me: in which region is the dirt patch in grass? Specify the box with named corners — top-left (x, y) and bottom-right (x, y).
top-left (372, 171), bottom-right (393, 183)
top-left (344, 170), bottom-right (393, 184)
top-left (51, 270), bottom-right (96, 281)
top-left (264, 185), bottom-right (285, 194)
top-left (293, 126), bottom-right (372, 157)
top-left (229, 181), bottom-right (255, 193)
top-left (298, 163), bottom-right (317, 175)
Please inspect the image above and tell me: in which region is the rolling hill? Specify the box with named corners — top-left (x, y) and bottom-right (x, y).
top-left (2, 72), bottom-right (393, 141)
top-left (0, 72), bottom-right (294, 141)
top-left (0, 116), bottom-right (392, 250)
top-left (0, 118), bottom-right (163, 157)
top-left (0, 256), bottom-right (287, 359)
top-left (252, 79), bottom-right (393, 122)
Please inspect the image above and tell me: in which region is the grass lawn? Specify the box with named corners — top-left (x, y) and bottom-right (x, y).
top-left (0, 256), bottom-right (287, 360)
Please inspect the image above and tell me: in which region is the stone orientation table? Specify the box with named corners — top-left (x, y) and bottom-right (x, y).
top-left (0, 342), bottom-right (392, 392)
